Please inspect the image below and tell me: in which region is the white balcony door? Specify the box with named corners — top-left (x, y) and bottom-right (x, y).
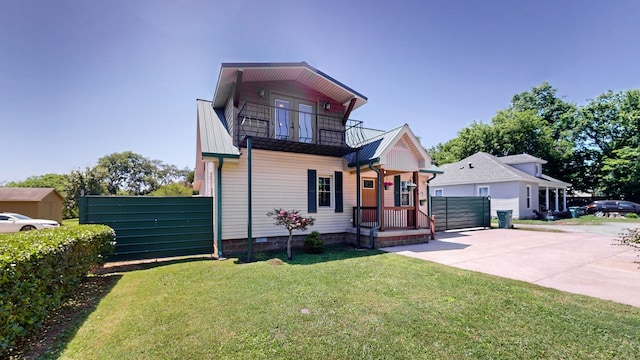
top-left (298, 103), bottom-right (313, 143)
top-left (274, 98), bottom-right (291, 140)
top-left (273, 95), bottom-right (315, 142)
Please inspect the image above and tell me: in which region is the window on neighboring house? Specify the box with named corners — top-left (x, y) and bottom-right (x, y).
top-left (434, 189), bottom-right (443, 197)
top-left (535, 164), bottom-right (540, 176)
top-left (478, 186), bottom-right (490, 197)
top-left (318, 175), bottom-right (332, 207)
top-left (526, 185), bottom-right (531, 208)
top-left (274, 99), bottom-right (290, 140)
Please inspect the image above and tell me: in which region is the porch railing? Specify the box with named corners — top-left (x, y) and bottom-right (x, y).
top-left (353, 207), bottom-right (435, 238)
top-left (237, 102), bottom-right (367, 148)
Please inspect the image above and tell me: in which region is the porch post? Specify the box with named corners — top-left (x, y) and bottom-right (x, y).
top-left (413, 171), bottom-right (419, 229)
top-left (563, 188), bottom-right (567, 210)
top-left (545, 187), bottom-right (549, 211)
top-left (379, 167), bottom-right (385, 231)
top-left (555, 187), bottom-right (559, 212)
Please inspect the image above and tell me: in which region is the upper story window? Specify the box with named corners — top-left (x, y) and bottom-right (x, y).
top-left (535, 164), bottom-right (540, 176)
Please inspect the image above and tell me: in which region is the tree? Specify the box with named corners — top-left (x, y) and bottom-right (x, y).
top-left (64, 167), bottom-right (107, 218)
top-left (95, 151), bottom-right (158, 195)
top-left (267, 209), bottom-right (315, 260)
top-left (149, 183), bottom-right (193, 196)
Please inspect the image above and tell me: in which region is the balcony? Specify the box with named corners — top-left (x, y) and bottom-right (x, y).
top-left (237, 102), bottom-right (367, 157)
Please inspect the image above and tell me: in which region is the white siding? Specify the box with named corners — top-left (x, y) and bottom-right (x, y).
top-left (384, 141), bottom-right (420, 172)
top-left (220, 150), bottom-right (354, 240)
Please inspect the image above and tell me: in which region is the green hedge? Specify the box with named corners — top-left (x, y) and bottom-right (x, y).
top-left (0, 225), bottom-right (115, 353)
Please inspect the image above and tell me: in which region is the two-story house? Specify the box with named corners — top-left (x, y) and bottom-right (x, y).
top-left (429, 152), bottom-right (571, 219)
top-left (194, 62), bottom-right (441, 257)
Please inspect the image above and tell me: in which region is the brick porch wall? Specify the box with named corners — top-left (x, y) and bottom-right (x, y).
top-left (221, 231), bottom-right (430, 256)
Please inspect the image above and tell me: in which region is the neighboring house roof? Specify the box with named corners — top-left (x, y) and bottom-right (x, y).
top-left (212, 62), bottom-right (368, 110)
top-left (197, 99), bottom-right (240, 157)
top-left (0, 187), bottom-right (64, 201)
top-left (430, 152), bottom-right (569, 187)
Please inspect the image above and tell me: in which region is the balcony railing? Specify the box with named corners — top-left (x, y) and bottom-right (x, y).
top-left (237, 102), bottom-right (367, 156)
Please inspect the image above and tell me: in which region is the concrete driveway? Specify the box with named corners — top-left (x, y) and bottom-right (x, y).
top-left (382, 224), bottom-right (640, 308)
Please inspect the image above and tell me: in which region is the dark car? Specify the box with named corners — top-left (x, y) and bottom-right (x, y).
top-left (581, 200), bottom-right (640, 217)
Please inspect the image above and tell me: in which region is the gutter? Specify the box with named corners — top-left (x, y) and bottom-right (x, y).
top-left (216, 157), bottom-right (225, 258)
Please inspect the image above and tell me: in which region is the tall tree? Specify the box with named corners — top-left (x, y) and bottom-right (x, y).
top-left (95, 151), bottom-right (158, 195)
top-left (64, 167), bottom-right (107, 218)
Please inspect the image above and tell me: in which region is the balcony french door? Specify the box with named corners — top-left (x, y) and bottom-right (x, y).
top-left (273, 96), bottom-right (315, 142)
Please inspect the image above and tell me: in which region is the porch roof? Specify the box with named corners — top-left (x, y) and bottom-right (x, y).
top-left (197, 99), bottom-right (240, 158)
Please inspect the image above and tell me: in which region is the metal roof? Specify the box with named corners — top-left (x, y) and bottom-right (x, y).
top-left (430, 152), bottom-right (569, 187)
top-left (0, 187), bottom-right (63, 201)
top-left (197, 99), bottom-right (240, 157)
top-left (212, 62), bottom-right (367, 109)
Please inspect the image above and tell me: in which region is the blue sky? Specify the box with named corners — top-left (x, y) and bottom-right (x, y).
top-left (1, 0), bottom-right (639, 183)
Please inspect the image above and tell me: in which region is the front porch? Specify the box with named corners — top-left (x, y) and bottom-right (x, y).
top-left (353, 206), bottom-right (435, 234)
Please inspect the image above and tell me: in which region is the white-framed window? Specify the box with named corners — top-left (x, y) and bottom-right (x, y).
top-left (526, 185), bottom-right (531, 208)
top-left (478, 186), bottom-right (490, 197)
top-left (434, 188), bottom-right (443, 197)
top-left (318, 175), bottom-right (333, 207)
top-left (535, 164), bottom-right (540, 176)
top-left (400, 180), bottom-right (413, 206)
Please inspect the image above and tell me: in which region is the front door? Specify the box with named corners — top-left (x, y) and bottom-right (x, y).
top-left (361, 178), bottom-right (377, 223)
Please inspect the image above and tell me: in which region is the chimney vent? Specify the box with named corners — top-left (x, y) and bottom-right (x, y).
top-left (468, 162), bottom-right (473, 169)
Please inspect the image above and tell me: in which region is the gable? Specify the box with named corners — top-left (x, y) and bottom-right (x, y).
top-left (0, 188), bottom-right (63, 202)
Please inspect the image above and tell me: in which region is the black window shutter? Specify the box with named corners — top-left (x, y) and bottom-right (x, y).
top-left (334, 171), bottom-right (343, 213)
top-left (308, 169), bottom-right (317, 213)
top-left (394, 175), bottom-right (401, 206)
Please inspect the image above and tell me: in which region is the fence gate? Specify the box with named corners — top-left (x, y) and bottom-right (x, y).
top-left (432, 196), bottom-right (491, 231)
top-left (79, 196), bottom-right (213, 261)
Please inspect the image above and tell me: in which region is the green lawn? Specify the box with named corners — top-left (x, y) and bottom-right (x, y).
top-left (494, 214), bottom-right (640, 226)
top-left (46, 246), bottom-right (640, 359)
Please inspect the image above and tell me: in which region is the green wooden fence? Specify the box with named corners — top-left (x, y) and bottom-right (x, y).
top-left (432, 196), bottom-right (491, 231)
top-left (79, 196), bottom-right (213, 261)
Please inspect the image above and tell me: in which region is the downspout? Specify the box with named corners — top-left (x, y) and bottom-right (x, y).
top-left (368, 161), bottom-right (381, 249)
top-left (216, 157), bottom-right (224, 258)
top-left (355, 149), bottom-right (361, 249)
top-left (247, 136), bottom-right (253, 262)
top-left (426, 173), bottom-right (437, 217)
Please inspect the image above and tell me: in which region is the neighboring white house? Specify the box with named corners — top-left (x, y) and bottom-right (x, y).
top-left (429, 152), bottom-right (570, 219)
top-left (194, 62), bottom-right (442, 257)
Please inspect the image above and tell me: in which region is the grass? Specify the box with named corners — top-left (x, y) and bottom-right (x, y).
top-left (62, 218), bottom-right (79, 226)
top-left (25, 246), bottom-right (639, 359)
top-left (493, 214), bottom-right (640, 226)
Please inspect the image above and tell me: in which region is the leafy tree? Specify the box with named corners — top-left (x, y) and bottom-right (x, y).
top-left (149, 183), bottom-right (193, 196)
top-left (64, 167), bottom-right (107, 218)
top-left (5, 173), bottom-right (67, 193)
top-left (95, 151), bottom-right (158, 195)
top-left (266, 209), bottom-right (315, 260)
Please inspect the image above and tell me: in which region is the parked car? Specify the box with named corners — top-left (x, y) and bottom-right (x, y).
top-left (581, 200), bottom-right (640, 217)
top-left (0, 212), bottom-right (60, 233)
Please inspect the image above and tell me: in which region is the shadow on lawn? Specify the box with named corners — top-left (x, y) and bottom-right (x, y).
top-left (234, 244), bottom-right (387, 265)
top-left (10, 273), bottom-right (122, 360)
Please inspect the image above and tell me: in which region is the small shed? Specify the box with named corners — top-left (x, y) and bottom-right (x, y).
top-left (0, 188), bottom-right (64, 223)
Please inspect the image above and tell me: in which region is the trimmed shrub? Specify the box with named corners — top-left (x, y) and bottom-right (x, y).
top-left (625, 213), bottom-right (638, 219)
top-left (0, 225), bottom-right (115, 354)
top-left (304, 231), bottom-right (324, 254)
